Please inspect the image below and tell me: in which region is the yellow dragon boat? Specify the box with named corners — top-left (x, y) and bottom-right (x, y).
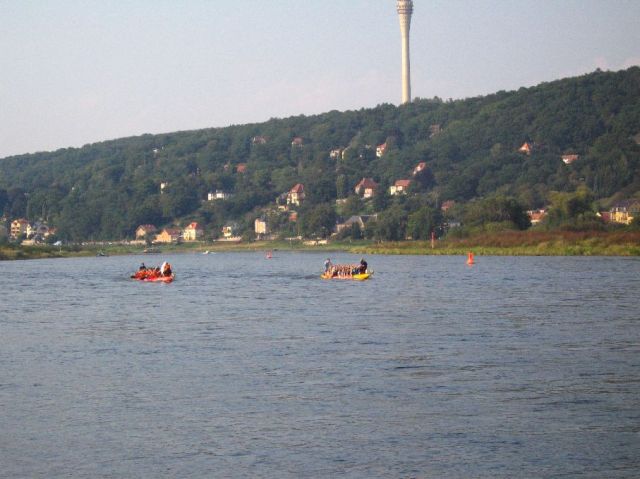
top-left (321, 272), bottom-right (372, 281)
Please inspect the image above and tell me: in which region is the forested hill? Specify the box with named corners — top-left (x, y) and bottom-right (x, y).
top-left (1, 67), bottom-right (639, 241)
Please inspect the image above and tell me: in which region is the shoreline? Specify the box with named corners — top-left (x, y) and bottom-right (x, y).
top-left (2, 230), bottom-right (639, 260)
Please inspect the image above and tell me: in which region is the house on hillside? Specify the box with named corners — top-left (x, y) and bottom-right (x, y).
top-left (236, 163), bottom-right (247, 174)
top-left (412, 162), bottom-right (427, 176)
top-left (329, 148), bottom-right (343, 160)
top-left (222, 223), bottom-right (239, 238)
top-left (562, 154), bottom-right (579, 165)
top-left (527, 209), bottom-right (547, 225)
top-left (335, 215), bottom-right (377, 235)
top-left (252, 136), bottom-right (268, 145)
top-left (376, 142), bottom-right (387, 158)
top-left (609, 200), bottom-right (640, 225)
top-left (255, 218), bottom-right (268, 237)
top-left (155, 228), bottom-right (181, 244)
top-left (287, 183), bottom-right (305, 207)
top-left (518, 142), bottom-right (533, 155)
top-left (183, 222), bottom-right (204, 241)
top-left (135, 224), bottom-right (157, 240)
top-left (291, 137), bottom-right (304, 147)
top-left (441, 200), bottom-right (456, 213)
top-left (26, 222), bottom-right (50, 240)
top-left (208, 190), bottom-right (232, 201)
top-left (355, 178), bottom-right (378, 199)
top-left (390, 179), bottom-right (411, 196)
top-left (10, 218), bottom-right (29, 239)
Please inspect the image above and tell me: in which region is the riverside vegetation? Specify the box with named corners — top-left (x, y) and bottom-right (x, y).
top-left (1, 67), bottom-right (639, 252)
top-left (3, 229), bottom-right (639, 261)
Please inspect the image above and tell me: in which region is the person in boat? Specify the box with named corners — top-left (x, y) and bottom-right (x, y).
top-left (160, 261), bottom-right (172, 277)
top-left (133, 263), bottom-right (149, 279)
top-left (324, 258), bottom-right (332, 273)
top-left (359, 258), bottom-right (367, 274)
top-left (145, 266), bottom-right (160, 279)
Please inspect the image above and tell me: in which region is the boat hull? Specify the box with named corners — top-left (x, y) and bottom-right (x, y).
top-left (132, 274), bottom-right (174, 283)
top-left (321, 272), bottom-right (372, 281)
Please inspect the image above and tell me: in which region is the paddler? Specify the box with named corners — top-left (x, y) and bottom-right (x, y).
top-left (160, 261), bottom-right (172, 277)
top-left (324, 258), bottom-right (332, 273)
top-left (359, 258), bottom-right (367, 274)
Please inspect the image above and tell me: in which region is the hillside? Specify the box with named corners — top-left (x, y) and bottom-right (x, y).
top-left (1, 67), bottom-right (639, 241)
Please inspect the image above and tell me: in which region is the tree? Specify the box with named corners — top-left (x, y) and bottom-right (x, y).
top-left (372, 189), bottom-right (390, 212)
top-left (463, 195), bottom-right (531, 230)
top-left (341, 195), bottom-right (364, 217)
top-left (0, 188), bottom-right (8, 216)
top-left (160, 179), bottom-right (200, 219)
top-left (544, 186), bottom-right (599, 229)
top-left (349, 222), bottom-right (363, 240)
top-left (407, 206), bottom-right (443, 239)
top-left (374, 204), bottom-right (407, 240)
top-left (304, 174), bottom-right (336, 205)
top-left (299, 203), bottom-right (336, 238)
top-left (411, 168), bottom-right (436, 192)
top-left (335, 174), bottom-right (350, 199)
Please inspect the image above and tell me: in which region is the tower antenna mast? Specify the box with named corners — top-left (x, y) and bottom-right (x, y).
top-left (396, 1), bottom-right (414, 104)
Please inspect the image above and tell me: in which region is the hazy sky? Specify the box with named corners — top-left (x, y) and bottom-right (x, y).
top-left (1, 0), bottom-right (639, 158)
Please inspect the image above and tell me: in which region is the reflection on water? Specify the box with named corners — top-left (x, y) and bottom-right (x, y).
top-left (1, 253), bottom-right (639, 477)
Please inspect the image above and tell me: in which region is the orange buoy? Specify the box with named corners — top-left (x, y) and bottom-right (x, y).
top-left (466, 251), bottom-right (475, 265)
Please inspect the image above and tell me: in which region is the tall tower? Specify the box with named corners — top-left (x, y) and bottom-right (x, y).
top-left (396, 0), bottom-right (414, 104)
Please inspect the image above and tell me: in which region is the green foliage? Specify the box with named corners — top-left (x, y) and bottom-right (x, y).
top-left (374, 204), bottom-right (408, 241)
top-left (0, 67), bottom-right (638, 239)
top-left (299, 203), bottom-right (336, 238)
top-left (407, 206), bottom-right (443, 239)
top-left (463, 195), bottom-right (531, 230)
top-left (339, 195), bottom-right (364, 217)
top-left (544, 186), bottom-right (601, 229)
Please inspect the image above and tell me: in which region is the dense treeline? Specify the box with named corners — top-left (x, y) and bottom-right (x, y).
top-left (0, 67), bottom-right (639, 241)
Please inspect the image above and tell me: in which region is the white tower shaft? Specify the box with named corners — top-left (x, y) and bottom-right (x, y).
top-left (397, 1), bottom-right (413, 104)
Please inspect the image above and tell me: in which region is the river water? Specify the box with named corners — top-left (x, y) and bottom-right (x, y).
top-left (1, 252), bottom-right (639, 478)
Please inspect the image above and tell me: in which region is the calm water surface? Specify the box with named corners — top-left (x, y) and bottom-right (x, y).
top-left (1, 252), bottom-right (639, 478)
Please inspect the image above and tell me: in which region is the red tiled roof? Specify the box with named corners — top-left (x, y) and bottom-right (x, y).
top-left (290, 183), bottom-right (304, 193)
top-left (413, 162), bottom-right (427, 175)
top-left (356, 178), bottom-right (378, 189)
top-left (562, 154), bottom-right (579, 164)
top-left (528, 210), bottom-right (547, 222)
top-left (441, 200), bottom-right (456, 211)
top-left (395, 179), bottom-right (411, 187)
top-left (519, 142), bottom-right (532, 151)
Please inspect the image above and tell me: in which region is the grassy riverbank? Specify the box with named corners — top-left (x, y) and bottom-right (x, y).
top-left (0, 244), bottom-right (89, 260)
top-left (2, 230), bottom-right (639, 261)
top-left (347, 231), bottom-right (640, 256)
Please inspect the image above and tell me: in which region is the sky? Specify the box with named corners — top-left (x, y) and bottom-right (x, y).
top-left (1, 0), bottom-right (639, 159)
